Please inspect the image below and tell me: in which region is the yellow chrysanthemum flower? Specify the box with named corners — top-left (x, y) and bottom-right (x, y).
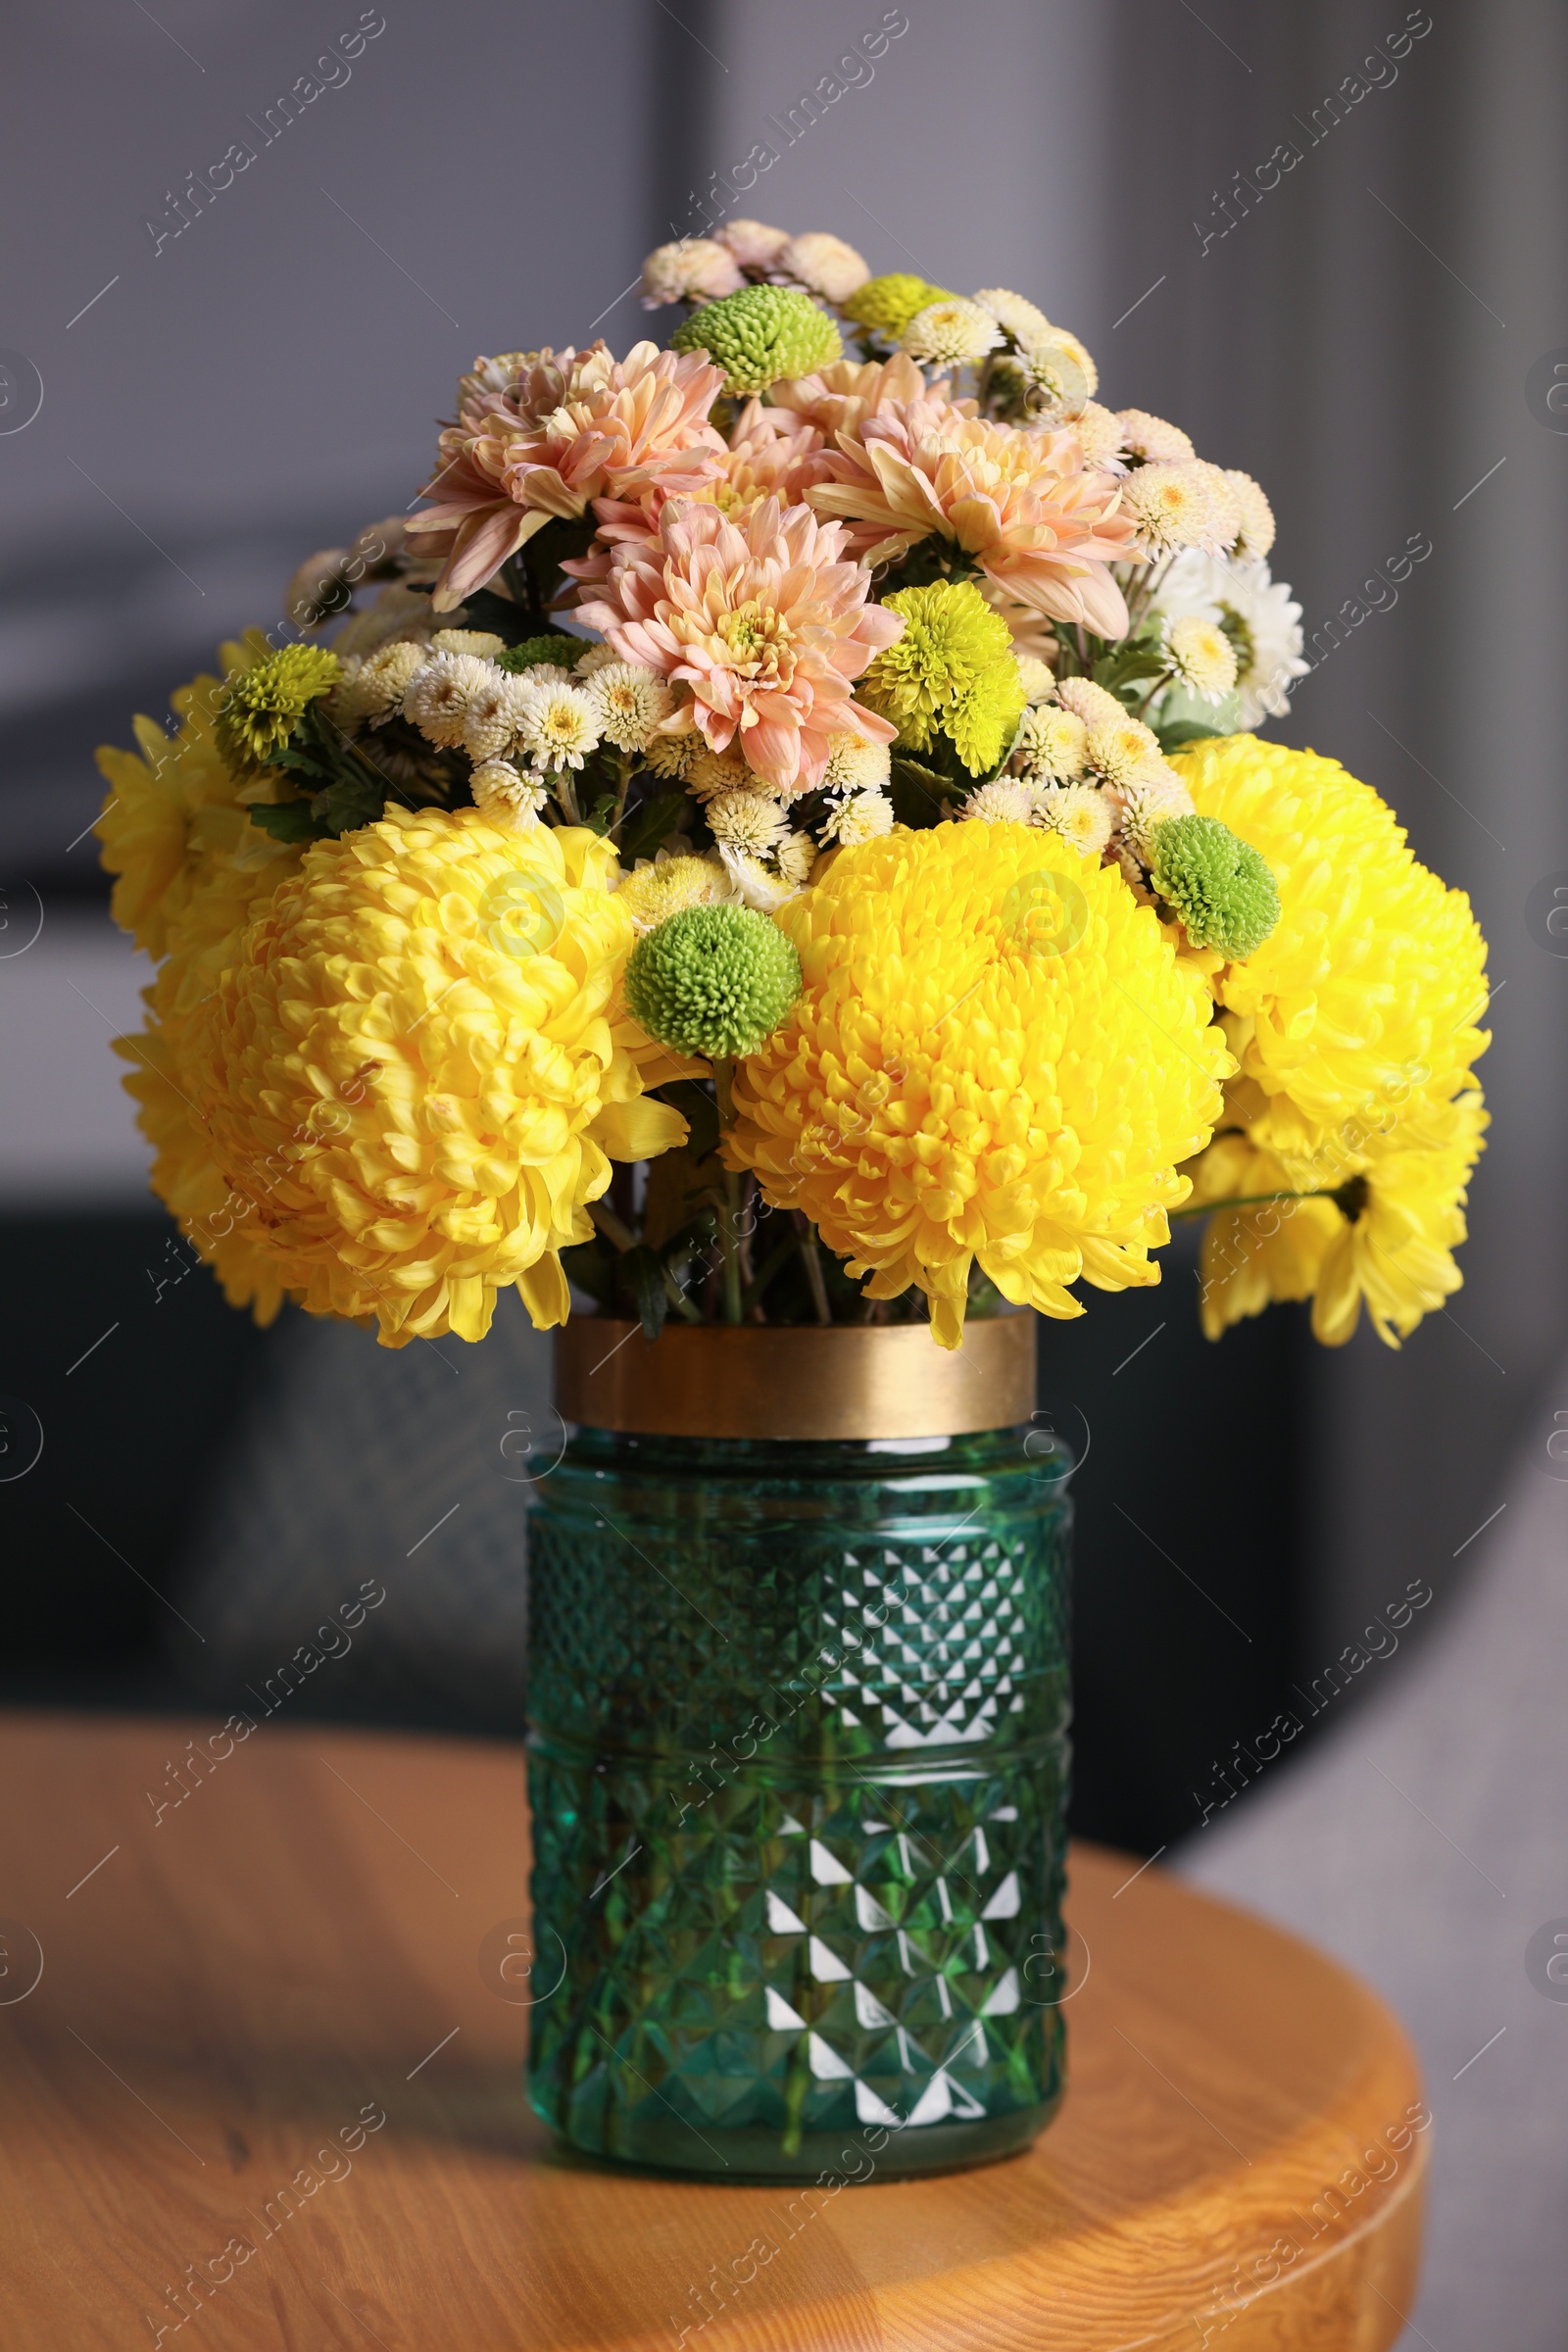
top-left (1193, 1091), bottom-right (1488, 1348)
top-left (95, 631), bottom-right (272, 957)
top-left (116, 819), bottom-right (308, 1324)
top-left (1170, 735), bottom-right (1490, 1136)
top-left (1171, 737), bottom-right (1491, 1348)
top-left (177, 808), bottom-right (686, 1347)
top-left (726, 821), bottom-right (1230, 1347)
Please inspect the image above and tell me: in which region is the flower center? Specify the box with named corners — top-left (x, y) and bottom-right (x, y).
top-left (716, 600), bottom-right (793, 681)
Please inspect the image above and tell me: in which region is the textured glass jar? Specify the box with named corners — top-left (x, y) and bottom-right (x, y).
top-left (524, 1407), bottom-right (1072, 2180)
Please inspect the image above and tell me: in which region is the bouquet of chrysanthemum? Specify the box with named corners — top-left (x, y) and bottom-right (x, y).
top-left (96, 221), bottom-right (1489, 1354)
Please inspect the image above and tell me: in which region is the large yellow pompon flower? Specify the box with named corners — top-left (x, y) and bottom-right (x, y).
top-left (1170, 734), bottom-right (1491, 1348)
top-left (726, 821), bottom-right (1230, 1347)
top-left (116, 827), bottom-right (307, 1327)
top-left (179, 808), bottom-right (686, 1346)
top-left (95, 632), bottom-right (272, 957)
top-left (1170, 735), bottom-right (1490, 1138)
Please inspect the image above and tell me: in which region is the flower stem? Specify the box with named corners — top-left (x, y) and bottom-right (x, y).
top-left (794, 1211), bottom-right (833, 1324)
top-left (1170, 1188), bottom-right (1325, 1220)
top-left (720, 1171), bottom-right (744, 1325)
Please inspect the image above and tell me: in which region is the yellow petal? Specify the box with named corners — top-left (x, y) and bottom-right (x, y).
top-left (589, 1096), bottom-right (689, 1162)
top-left (516, 1252), bottom-right (570, 1330)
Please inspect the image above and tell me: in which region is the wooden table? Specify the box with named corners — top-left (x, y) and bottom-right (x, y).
top-left (0, 1713), bottom-right (1424, 2350)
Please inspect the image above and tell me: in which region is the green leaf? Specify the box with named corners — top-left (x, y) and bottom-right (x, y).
top-left (583, 792), bottom-right (618, 837)
top-left (614, 789), bottom-right (688, 865)
top-left (246, 799), bottom-right (319, 844)
top-left (561, 1238), bottom-right (614, 1308)
top-left (309, 772), bottom-right (389, 837)
top-left (620, 1245), bottom-right (669, 1343)
top-left (1155, 719), bottom-right (1226, 753)
top-left (658, 1080), bottom-right (720, 1159)
top-left (889, 756), bottom-right (960, 830)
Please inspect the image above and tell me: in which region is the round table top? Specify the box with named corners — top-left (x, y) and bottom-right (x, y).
top-left (0, 1711), bottom-right (1424, 2350)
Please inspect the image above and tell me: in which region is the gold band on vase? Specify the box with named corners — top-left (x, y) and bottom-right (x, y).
top-left (553, 1313), bottom-right (1038, 1442)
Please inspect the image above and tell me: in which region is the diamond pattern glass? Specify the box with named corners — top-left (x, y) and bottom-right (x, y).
top-left (525, 1424), bottom-right (1072, 2178)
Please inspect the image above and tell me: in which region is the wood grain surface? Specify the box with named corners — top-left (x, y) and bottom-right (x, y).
top-left (0, 1713), bottom-right (1424, 2350)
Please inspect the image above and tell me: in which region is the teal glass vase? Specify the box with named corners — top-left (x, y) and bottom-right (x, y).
top-left (523, 1323), bottom-right (1071, 2180)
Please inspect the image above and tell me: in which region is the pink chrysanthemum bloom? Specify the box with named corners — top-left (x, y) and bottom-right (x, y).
top-left (576, 495), bottom-right (904, 795)
top-left (407, 342), bottom-right (726, 611)
top-left (808, 398), bottom-right (1141, 637)
top-left (565, 400), bottom-right (829, 594)
top-left (766, 353), bottom-right (947, 439)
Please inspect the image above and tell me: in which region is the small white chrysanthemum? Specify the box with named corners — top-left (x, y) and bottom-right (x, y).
top-left (705, 788), bottom-right (789, 854)
top-left (1116, 410), bottom-right (1196, 465)
top-left (469, 759), bottom-right (548, 826)
top-left (963, 778), bottom-right (1040, 825)
top-left (1053, 675), bottom-right (1126, 728)
top-left (777, 231), bottom-right (868, 303)
top-left (1226, 470), bottom-right (1276, 560)
top-left (901, 297), bottom-right (1002, 367)
top-left (820, 731), bottom-right (893, 792)
top-left (1014, 704), bottom-right (1088, 781)
top-left (1038, 781), bottom-right (1113, 857)
top-left (1121, 462), bottom-right (1220, 555)
top-left (644, 727), bottom-right (703, 780)
top-left (1020, 328), bottom-right (1098, 404)
top-left (821, 788), bottom-right (896, 847)
top-left (972, 287), bottom-right (1053, 344)
top-left (717, 844), bottom-right (794, 912)
top-left (521, 662), bottom-right (575, 688)
top-left (572, 642), bottom-right (622, 678)
top-left (686, 748), bottom-right (759, 802)
top-left (586, 661), bottom-right (674, 754)
top-left (1108, 768), bottom-right (1195, 860)
top-left (462, 669), bottom-right (532, 760)
top-left (1189, 461), bottom-right (1243, 553)
top-left (1012, 654), bottom-right (1055, 708)
top-left (775, 830), bottom-right (817, 886)
top-left (719, 218), bottom-right (791, 271)
top-left (328, 639), bottom-right (425, 728)
top-left (431, 628), bottom-right (508, 661)
top-left (640, 237), bottom-right (745, 308)
top-left (1164, 613), bottom-right (1239, 702)
top-left (1147, 550), bottom-right (1307, 728)
top-left (515, 679), bottom-right (602, 772)
top-left (1084, 714), bottom-right (1163, 787)
top-left (1067, 401), bottom-right (1126, 470)
top-left (403, 651), bottom-right (499, 749)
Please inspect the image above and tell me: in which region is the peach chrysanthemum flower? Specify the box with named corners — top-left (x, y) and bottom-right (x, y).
top-left (408, 342), bottom-right (725, 610)
top-left (808, 398), bottom-right (1140, 637)
top-left (765, 353), bottom-right (942, 439)
top-left (564, 400), bottom-right (828, 594)
top-left (577, 495), bottom-right (903, 795)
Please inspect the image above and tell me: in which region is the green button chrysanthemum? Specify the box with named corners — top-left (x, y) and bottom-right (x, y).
top-left (216, 643), bottom-right (341, 770)
top-left (860, 579), bottom-right (1027, 775)
top-left (624, 903), bottom-right (802, 1060)
top-left (495, 634), bottom-right (584, 673)
top-left (841, 272), bottom-right (956, 341)
top-left (1148, 812), bottom-right (1280, 959)
top-left (669, 285), bottom-right (842, 395)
